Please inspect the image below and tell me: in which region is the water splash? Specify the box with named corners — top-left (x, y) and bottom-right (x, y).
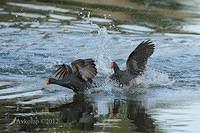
top-left (95, 27), bottom-right (113, 75)
top-left (135, 68), bottom-right (175, 88)
top-left (90, 27), bottom-right (174, 95)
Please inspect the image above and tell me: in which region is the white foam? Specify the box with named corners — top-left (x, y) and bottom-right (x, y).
top-left (49, 14), bottom-right (76, 20)
top-left (11, 12), bottom-right (46, 18)
top-left (85, 17), bottom-right (112, 24)
top-left (136, 68), bottom-right (174, 87)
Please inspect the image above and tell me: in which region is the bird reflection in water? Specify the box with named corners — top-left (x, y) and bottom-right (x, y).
top-left (127, 100), bottom-right (155, 132)
top-left (50, 95), bottom-right (156, 132)
top-left (8, 94), bottom-right (155, 132)
top-left (107, 99), bottom-right (155, 132)
top-left (47, 93), bottom-right (97, 131)
top-left (108, 99), bottom-right (120, 118)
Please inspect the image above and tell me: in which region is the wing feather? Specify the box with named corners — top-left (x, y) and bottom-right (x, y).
top-left (53, 64), bottom-right (72, 80)
top-left (71, 58), bottom-right (97, 82)
top-left (126, 40), bottom-right (155, 75)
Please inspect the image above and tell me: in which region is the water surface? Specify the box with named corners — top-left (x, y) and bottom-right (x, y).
top-left (0, 0), bottom-right (200, 132)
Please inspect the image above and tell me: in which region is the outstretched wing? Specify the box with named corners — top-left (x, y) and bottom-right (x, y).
top-left (53, 64), bottom-right (72, 80)
top-left (71, 58), bottom-right (97, 82)
top-left (126, 40), bottom-right (155, 75)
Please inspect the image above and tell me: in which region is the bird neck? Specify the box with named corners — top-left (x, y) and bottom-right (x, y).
top-left (48, 78), bottom-right (85, 92)
top-left (113, 64), bottom-right (121, 74)
top-left (49, 78), bottom-right (70, 87)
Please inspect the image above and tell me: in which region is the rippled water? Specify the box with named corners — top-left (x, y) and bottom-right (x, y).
top-left (0, 0), bottom-right (200, 132)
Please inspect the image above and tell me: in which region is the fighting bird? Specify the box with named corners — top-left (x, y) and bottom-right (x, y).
top-left (110, 40), bottom-right (155, 85)
top-left (46, 58), bottom-right (97, 92)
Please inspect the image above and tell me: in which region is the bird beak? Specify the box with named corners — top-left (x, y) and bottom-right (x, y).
top-left (109, 62), bottom-right (114, 69)
top-left (45, 80), bottom-right (50, 85)
top-left (109, 112), bottom-right (117, 117)
top-left (43, 107), bottom-right (51, 112)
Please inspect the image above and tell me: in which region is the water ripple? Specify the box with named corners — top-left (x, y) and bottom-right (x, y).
top-left (7, 2), bottom-right (72, 13)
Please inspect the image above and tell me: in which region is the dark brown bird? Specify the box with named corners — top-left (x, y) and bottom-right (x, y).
top-left (46, 58), bottom-right (97, 92)
top-left (110, 40), bottom-right (155, 85)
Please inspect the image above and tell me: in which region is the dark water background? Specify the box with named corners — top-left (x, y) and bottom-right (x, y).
top-left (0, 0), bottom-right (200, 132)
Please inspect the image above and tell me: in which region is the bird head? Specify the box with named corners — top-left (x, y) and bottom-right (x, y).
top-left (110, 61), bottom-right (117, 69)
top-left (45, 78), bottom-right (55, 85)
